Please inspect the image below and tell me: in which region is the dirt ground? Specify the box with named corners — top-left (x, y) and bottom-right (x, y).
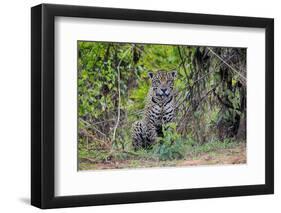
top-left (178, 144), bottom-right (246, 166)
top-left (79, 143), bottom-right (246, 171)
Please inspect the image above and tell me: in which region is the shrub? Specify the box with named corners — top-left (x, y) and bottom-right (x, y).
top-left (152, 123), bottom-right (191, 161)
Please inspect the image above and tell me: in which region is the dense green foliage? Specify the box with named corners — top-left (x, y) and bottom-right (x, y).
top-left (78, 41), bottom-right (246, 169)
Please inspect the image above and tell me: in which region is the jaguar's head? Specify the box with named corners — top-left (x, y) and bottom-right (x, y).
top-left (148, 70), bottom-right (177, 98)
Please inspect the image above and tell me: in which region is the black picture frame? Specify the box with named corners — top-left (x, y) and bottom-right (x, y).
top-left (31, 3), bottom-right (274, 209)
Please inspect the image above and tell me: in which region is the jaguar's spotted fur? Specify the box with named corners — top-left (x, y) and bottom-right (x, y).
top-left (132, 70), bottom-right (177, 149)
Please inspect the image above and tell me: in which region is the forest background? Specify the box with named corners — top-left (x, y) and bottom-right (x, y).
top-left (78, 41), bottom-right (247, 170)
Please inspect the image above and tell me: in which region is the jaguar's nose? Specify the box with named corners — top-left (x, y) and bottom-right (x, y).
top-left (161, 88), bottom-right (167, 93)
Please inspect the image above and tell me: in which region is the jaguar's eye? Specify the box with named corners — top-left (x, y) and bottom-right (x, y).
top-left (155, 80), bottom-right (161, 84)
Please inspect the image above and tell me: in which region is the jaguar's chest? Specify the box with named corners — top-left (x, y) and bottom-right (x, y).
top-left (146, 98), bottom-right (174, 125)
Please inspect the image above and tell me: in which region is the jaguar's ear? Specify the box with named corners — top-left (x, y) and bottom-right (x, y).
top-left (171, 70), bottom-right (177, 78)
top-left (148, 72), bottom-right (154, 79)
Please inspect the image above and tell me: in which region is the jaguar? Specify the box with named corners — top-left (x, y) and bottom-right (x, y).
top-left (132, 70), bottom-right (177, 149)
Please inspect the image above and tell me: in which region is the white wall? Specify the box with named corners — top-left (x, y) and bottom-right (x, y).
top-left (0, 0), bottom-right (279, 212)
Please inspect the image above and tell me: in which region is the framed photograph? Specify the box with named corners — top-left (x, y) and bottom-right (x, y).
top-left (31, 3), bottom-right (274, 209)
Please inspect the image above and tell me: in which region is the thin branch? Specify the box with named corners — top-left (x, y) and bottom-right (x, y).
top-left (79, 128), bottom-right (111, 151)
top-left (91, 119), bottom-right (115, 125)
top-left (213, 90), bottom-right (240, 111)
top-left (192, 54), bottom-right (235, 86)
top-left (112, 47), bottom-right (132, 144)
top-left (192, 68), bottom-right (215, 85)
top-left (177, 46), bottom-right (188, 77)
top-left (79, 118), bottom-right (107, 137)
top-left (90, 109), bottom-right (144, 126)
top-left (207, 47), bottom-right (246, 83)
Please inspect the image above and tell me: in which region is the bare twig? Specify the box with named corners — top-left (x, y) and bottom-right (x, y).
top-left (90, 109), bottom-right (143, 126)
top-left (79, 128), bottom-right (111, 149)
top-left (91, 119), bottom-right (116, 125)
top-left (80, 157), bottom-right (98, 163)
top-left (112, 47), bottom-right (132, 144)
top-left (177, 46), bottom-right (189, 77)
top-left (207, 48), bottom-right (246, 84)
top-left (192, 53), bottom-right (236, 85)
top-left (213, 90), bottom-right (240, 110)
top-left (79, 118), bottom-right (107, 137)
